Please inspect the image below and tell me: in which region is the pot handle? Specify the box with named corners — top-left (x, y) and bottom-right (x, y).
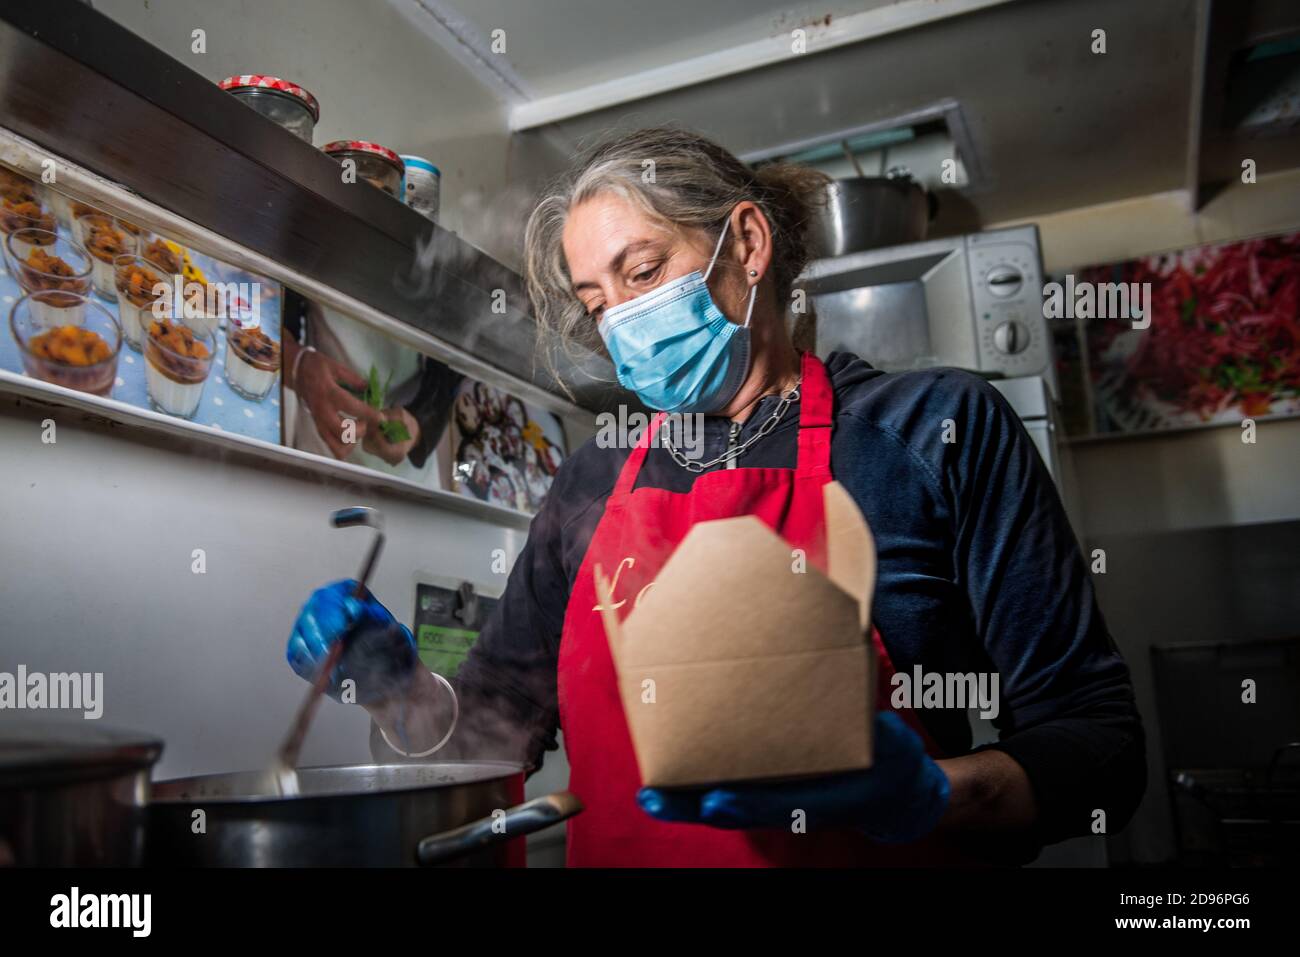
top-left (415, 790), bottom-right (584, 866)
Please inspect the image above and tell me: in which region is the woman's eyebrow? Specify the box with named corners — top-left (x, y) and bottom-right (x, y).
top-left (572, 239), bottom-right (660, 292)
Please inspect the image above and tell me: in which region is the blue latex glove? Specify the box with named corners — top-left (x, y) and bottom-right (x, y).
top-left (637, 711), bottom-right (950, 844)
top-left (286, 579), bottom-right (418, 706)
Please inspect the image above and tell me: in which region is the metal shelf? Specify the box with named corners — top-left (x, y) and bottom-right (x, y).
top-left (0, 369), bottom-right (534, 531)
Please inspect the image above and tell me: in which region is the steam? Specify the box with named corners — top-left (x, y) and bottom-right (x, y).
top-left (365, 637), bottom-right (560, 769)
top-left (392, 183), bottom-right (617, 399)
top-left (395, 184), bottom-right (538, 302)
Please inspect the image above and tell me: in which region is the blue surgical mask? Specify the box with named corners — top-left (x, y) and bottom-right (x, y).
top-left (597, 218), bottom-right (756, 414)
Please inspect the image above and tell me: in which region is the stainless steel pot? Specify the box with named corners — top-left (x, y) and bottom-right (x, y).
top-left (0, 721), bottom-right (163, 866)
top-left (810, 170), bottom-right (937, 258)
top-left (148, 762), bottom-right (581, 867)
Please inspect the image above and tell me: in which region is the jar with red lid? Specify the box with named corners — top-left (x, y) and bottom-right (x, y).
top-left (322, 141), bottom-right (405, 197)
top-left (219, 75), bottom-right (319, 143)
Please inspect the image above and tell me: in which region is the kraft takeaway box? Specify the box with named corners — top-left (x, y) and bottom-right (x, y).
top-left (594, 481), bottom-right (877, 788)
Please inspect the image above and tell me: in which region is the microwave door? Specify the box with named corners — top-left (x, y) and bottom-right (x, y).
top-left (805, 245), bottom-right (978, 373)
top-left (921, 248), bottom-right (980, 371)
top-left (811, 281), bottom-right (934, 370)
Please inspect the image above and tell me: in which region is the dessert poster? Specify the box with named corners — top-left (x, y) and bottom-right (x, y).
top-left (443, 376), bottom-right (567, 514)
top-left (0, 175), bottom-right (282, 443)
top-left (281, 293), bottom-right (461, 489)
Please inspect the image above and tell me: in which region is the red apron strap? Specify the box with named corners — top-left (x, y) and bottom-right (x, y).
top-left (795, 351), bottom-right (833, 478)
top-left (610, 411), bottom-right (668, 499)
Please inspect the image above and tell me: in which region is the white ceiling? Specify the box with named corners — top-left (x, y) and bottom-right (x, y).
top-left (428, 0), bottom-right (896, 99)
top-left (392, 0), bottom-right (1300, 226)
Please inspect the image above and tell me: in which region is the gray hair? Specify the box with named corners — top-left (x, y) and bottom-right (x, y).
top-left (523, 126), bottom-right (829, 382)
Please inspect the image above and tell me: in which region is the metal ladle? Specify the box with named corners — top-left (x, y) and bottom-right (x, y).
top-left (268, 507), bottom-right (386, 797)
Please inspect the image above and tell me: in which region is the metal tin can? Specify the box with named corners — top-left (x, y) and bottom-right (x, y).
top-left (400, 155), bottom-right (440, 222)
top-left (218, 75), bottom-right (319, 143)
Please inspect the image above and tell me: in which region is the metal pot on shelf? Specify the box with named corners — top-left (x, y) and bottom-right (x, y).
top-left (810, 167), bottom-right (938, 259)
top-left (0, 720), bottom-right (163, 866)
top-left (148, 762), bottom-right (581, 867)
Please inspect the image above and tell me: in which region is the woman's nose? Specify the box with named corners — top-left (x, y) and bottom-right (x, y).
top-left (603, 286), bottom-right (636, 312)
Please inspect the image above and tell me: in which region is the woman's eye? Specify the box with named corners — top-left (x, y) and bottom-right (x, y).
top-left (632, 263), bottom-right (661, 283)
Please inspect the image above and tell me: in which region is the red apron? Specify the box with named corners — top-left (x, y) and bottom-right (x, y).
top-left (557, 352), bottom-right (958, 866)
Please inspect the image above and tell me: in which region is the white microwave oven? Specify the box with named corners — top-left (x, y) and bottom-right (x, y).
top-left (798, 225), bottom-right (1056, 396)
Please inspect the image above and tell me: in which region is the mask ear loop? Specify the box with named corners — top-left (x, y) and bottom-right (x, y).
top-left (702, 217), bottom-right (732, 282)
top-left (704, 215), bottom-right (758, 328)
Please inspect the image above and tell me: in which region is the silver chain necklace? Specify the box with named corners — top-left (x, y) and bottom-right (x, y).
top-left (661, 380), bottom-right (802, 473)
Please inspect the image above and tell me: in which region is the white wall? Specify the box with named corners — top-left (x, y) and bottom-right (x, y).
top-left (0, 393), bottom-right (532, 780)
top-left (1071, 420), bottom-right (1300, 538)
top-left (996, 169), bottom-right (1300, 275)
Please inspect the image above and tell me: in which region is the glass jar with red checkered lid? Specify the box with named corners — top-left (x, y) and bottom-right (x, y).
top-left (218, 74), bottom-right (320, 143)
top-left (321, 141), bottom-right (406, 197)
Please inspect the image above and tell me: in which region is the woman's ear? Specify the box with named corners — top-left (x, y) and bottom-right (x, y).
top-left (730, 200), bottom-right (773, 284)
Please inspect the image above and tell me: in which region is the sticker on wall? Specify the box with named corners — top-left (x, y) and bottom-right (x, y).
top-left (412, 577), bottom-right (500, 678)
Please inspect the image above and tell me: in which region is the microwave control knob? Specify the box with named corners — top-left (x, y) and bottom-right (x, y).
top-left (985, 264), bottom-right (1023, 297)
top-left (993, 319), bottom-right (1029, 354)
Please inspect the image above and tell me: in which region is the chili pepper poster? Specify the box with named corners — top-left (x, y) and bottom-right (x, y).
top-left (1059, 231), bottom-right (1300, 435)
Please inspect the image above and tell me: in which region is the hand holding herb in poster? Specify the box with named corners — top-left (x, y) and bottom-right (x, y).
top-left (287, 344), bottom-right (381, 461)
top-left (346, 365), bottom-right (419, 465)
top-left (344, 365), bottom-right (412, 443)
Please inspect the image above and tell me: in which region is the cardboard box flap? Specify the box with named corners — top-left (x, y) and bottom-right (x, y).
top-left (824, 481), bottom-right (876, 632)
top-left (612, 514), bottom-right (863, 669)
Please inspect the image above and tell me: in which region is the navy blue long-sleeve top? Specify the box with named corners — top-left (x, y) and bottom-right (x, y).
top-left (381, 352), bottom-right (1146, 849)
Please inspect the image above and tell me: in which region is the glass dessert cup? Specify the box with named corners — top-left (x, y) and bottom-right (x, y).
top-left (0, 167), bottom-right (37, 205)
top-left (184, 283), bottom-right (221, 338)
top-left (141, 236), bottom-right (185, 282)
top-left (39, 186), bottom-right (75, 230)
top-left (114, 216), bottom-right (153, 248)
top-left (10, 292), bottom-right (121, 397)
top-left (3, 213), bottom-right (59, 260)
top-left (4, 229), bottom-right (93, 324)
top-left (143, 315), bottom-right (214, 419)
top-left (0, 198), bottom-right (56, 246)
top-left (75, 212), bottom-right (139, 300)
top-left (225, 322), bottom-right (281, 401)
top-left (112, 254), bottom-right (170, 352)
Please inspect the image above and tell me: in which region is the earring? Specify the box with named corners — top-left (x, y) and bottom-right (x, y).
top-left (748, 269), bottom-right (758, 277)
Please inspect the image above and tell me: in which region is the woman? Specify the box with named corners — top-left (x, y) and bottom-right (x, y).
top-left (287, 128), bottom-right (1146, 867)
